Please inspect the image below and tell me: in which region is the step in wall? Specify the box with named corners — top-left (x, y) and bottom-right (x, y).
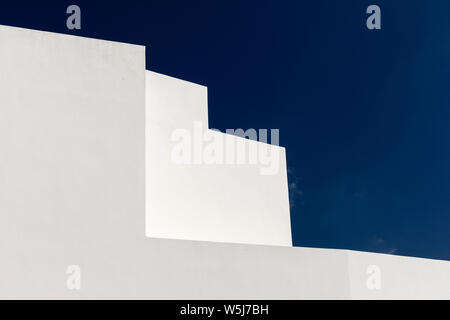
top-left (0, 24), bottom-right (449, 299)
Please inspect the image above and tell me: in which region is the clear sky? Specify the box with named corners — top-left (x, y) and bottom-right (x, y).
top-left (2, 1), bottom-right (449, 260)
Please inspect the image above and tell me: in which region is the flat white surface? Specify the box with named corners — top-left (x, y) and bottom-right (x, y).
top-left (347, 250), bottom-right (450, 299)
top-left (0, 25), bottom-right (146, 298)
top-left (146, 71), bottom-right (292, 246)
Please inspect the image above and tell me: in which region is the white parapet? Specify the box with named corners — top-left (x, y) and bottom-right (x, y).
top-left (0, 25), bottom-right (449, 299)
top-left (145, 71), bottom-right (292, 246)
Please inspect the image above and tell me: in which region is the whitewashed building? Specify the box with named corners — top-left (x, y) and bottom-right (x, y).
top-left (0, 25), bottom-right (449, 299)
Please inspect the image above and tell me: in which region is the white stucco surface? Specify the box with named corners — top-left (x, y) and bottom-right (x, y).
top-left (0, 25), bottom-right (449, 299)
top-left (145, 71), bottom-right (292, 246)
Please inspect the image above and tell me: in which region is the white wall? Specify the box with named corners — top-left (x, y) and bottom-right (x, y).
top-left (0, 24), bottom-right (146, 299)
top-left (347, 250), bottom-right (450, 299)
top-left (146, 71), bottom-right (292, 246)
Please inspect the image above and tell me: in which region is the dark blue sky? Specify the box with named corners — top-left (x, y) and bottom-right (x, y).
top-left (2, 1), bottom-right (450, 260)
